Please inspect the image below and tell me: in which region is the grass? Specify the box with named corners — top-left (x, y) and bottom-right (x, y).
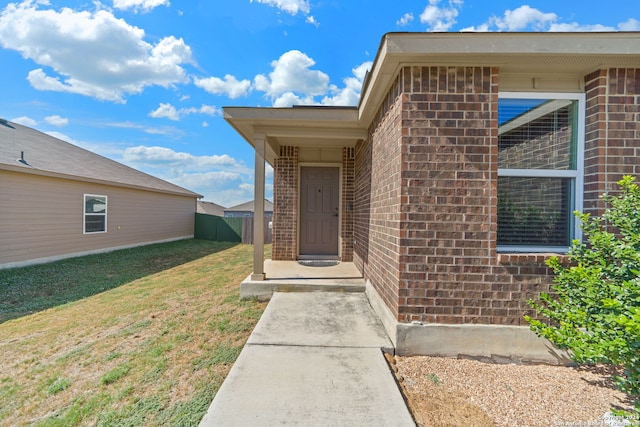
top-left (0, 239), bottom-right (269, 426)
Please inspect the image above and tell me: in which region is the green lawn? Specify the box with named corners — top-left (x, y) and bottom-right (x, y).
top-left (0, 240), bottom-right (268, 426)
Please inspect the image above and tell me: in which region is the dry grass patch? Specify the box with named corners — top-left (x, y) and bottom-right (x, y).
top-left (0, 240), bottom-right (268, 426)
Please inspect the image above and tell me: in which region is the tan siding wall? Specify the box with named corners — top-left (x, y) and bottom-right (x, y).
top-left (1, 171), bottom-right (196, 267)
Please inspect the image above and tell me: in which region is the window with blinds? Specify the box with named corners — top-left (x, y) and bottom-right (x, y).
top-left (497, 94), bottom-right (584, 251)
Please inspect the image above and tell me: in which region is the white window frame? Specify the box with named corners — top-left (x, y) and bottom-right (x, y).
top-left (84, 194), bottom-right (108, 234)
top-left (497, 92), bottom-right (585, 253)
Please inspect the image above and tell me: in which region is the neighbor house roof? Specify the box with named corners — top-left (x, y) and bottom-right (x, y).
top-left (197, 200), bottom-right (226, 216)
top-left (0, 119), bottom-right (201, 198)
top-left (225, 199), bottom-right (274, 213)
top-left (224, 32), bottom-right (640, 165)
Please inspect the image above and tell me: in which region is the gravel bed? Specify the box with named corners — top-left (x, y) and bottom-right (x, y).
top-left (394, 355), bottom-right (635, 427)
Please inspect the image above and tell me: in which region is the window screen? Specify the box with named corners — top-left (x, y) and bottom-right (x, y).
top-left (497, 96), bottom-right (581, 250)
top-left (84, 195), bottom-right (107, 233)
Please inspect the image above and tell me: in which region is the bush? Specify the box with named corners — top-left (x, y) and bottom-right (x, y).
top-left (525, 175), bottom-right (640, 418)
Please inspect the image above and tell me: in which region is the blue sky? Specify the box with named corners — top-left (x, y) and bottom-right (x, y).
top-left (1, 0), bottom-right (638, 207)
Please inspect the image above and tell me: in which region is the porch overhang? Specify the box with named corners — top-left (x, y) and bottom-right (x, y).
top-left (223, 106), bottom-right (366, 165)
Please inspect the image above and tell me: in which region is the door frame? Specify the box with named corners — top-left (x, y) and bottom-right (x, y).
top-left (297, 163), bottom-right (342, 260)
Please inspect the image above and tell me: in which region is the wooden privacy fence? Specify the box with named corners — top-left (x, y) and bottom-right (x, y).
top-left (194, 213), bottom-right (272, 244)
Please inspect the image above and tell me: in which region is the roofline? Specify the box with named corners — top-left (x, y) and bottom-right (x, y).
top-left (224, 32), bottom-right (640, 158)
top-left (358, 31), bottom-right (640, 123)
top-left (0, 163), bottom-right (202, 199)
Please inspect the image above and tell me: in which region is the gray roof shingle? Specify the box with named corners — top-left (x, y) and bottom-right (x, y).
top-left (0, 119), bottom-right (201, 198)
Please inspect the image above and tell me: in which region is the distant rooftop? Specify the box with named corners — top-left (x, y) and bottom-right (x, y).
top-left (197, 200), bottom-right (226, 216)
top-left (225, 199), bottom-right (273, 212)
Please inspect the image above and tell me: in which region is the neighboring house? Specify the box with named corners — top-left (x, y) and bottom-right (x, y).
top-left (197, 200), bottom-right (226, 217)
top-left (0, 119), bottom-right (202, 269)
top-left (224, 32), bottom-right (640, 362)
top-left (224, 200), bottom-right (273, 218)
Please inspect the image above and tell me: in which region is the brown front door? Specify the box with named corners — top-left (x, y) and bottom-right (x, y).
top-left (299, 166), bottom-right (339, 256)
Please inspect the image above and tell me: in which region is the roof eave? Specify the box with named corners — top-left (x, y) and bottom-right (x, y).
top-left (223, 106), bottom-right (366, 164)
top-left (0, 163), bottom-right (202, 199)
top-left (358, 32), bottom-right (640, 124)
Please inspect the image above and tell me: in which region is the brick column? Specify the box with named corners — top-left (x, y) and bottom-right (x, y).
top-left (341, 147), bottom-right (355, 261)
top-left (584, 68), bottom-right (640, 216)
top-left (272, 146), bottom-right (298, 260)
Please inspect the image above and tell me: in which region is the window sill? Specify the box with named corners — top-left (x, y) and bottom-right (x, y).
top-left (497, 253), bottom-right (570, 266)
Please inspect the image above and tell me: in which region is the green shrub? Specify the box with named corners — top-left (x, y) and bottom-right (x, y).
top-left (525, 175), bottom-right (640, 418)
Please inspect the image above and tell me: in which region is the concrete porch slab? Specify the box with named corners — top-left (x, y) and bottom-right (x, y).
top-left (247, 292), bottom-right (393, 351)
top-left (240, 259), bottom-right (366, 300)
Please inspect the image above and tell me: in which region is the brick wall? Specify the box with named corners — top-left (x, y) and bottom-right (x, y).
top-left (396, 66), bottom-right (504, 323)
top-left (355, 76), bottom-right (403, 318)
top-left (355, 66), bottom-right (639, 326)
top-left (584, 68), bottom-right (640, 216)
top-left (272, 146), bottom-right (298, 260)
top-left (341, 147), bottom-right (355, 261)
top-left (353, 66), bottom-right (562, 326)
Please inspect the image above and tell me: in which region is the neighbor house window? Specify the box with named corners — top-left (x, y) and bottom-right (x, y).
top-left (497, 93), bottom-right (584, 252)
top-left (84, 194), bottom-right (107, 233)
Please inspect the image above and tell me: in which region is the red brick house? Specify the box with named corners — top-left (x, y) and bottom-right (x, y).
top-left (224, 32), bottom-right (640, 362)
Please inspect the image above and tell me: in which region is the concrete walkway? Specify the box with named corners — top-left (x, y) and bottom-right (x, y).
top-left (199, 292), bottom-right (415, 426)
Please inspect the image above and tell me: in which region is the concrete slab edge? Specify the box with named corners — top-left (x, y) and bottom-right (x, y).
top-left (240, 275), bottom-right (365, 301)
top-left (365, 280), bottom-right (398, 352)
top-left (364, 281), bottom-right (572, 365)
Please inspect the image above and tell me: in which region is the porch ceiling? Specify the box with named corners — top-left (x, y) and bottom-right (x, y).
top-left (223, 106), bottom-right (366, 165)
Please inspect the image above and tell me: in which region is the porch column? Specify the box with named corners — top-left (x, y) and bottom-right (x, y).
top-left (251, 133), bottom-right (266, 281)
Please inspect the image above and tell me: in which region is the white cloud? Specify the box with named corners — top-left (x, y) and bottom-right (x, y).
top-left (254, 50), bottom-right (330, 102)
top-left (149, 103), bottom-right (180, 120)
top-left (396, 13), bottom-right (414, 27)
top-left (272, 92), bottom-right (316, 108)
top-left (618, 18), bottom-right (640, 31)
top-left (112, 0), bottom-right (170, 13)
top-left (321, 61), bottom-right (372, 106)
top-left (420, 0), bottom-right (462, 31)
top-left (122, 145), bottom-right (248, 172)
top-left (44, 115), bottom-right (68, 127)
top-left (306, 15), bottom-right (319, 27)
top-left (105, 120), bottom-right (183, 137)
top-left (194, 74), bottom-right (252, 98)
top-left (11, 116), bottom-right (37, 127)
top-left (120, 145), bottom-right (264, 206)
top-left (547, 22), bottom-right (615, 32)
top-left (0, 1), bottom-right (192, 102)
top-left (186, 105), bottom-right (218, 116)
top-left (148, 103), bottom-right (219, 120)
top-left (491, 5), bottom-right (557, 31)
top-left (250, 0), bottom-right (310, 15)
top-left (461, 5), bottom-right (638, 32)
top-left (193, 51), bottom-right (369, 108)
